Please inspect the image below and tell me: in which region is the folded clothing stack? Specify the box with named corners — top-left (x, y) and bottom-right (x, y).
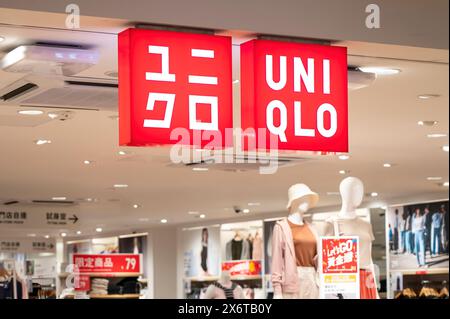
top-left (90, 278), bottom-right (109, 295)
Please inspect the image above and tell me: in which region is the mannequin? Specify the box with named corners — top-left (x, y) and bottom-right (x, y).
top-left (338, 176), bottom-right (364, 219)
top-left (272, 183), bottom-right (320, 299)
top-left (327, 177), bottom-right (379, 299)
top-left (202, 271), bottom-right (244, 299)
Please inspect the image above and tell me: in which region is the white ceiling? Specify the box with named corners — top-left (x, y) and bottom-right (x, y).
top-left (0, 9), bottom-right (448, 239)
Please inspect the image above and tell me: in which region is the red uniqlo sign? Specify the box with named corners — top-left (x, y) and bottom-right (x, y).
top-left (321, 237), bottom-right (358, 274)
top-left (240, 39), bottom-right (348, 152)
top-left (118, 28), bottom-right (233, 147)
top-left (73, 254), bottom-right (141, 274)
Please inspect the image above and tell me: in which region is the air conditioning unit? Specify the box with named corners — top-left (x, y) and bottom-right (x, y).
top-left (0, 75), bottom-right (118, 111)
top-left (0, 44), bottom-right (99, 76)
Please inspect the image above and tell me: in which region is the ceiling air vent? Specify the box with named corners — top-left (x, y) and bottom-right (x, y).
top-left (3, 200), bottom-right (19, 205)
top-left (0, 76), bottom-right (118, 112)
top-left (31, 200), bottom-right (76, 205)
top-left (0, 82), bottom-right (38, 101)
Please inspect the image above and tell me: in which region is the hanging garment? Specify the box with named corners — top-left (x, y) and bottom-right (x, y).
top-left (252, 236), bottom-right (263, 260)
top-left (247, 238), bottom-right (253, 260)
top-left (200, 242), bottom-right (208, 272)
top-left (360, 269), bottom-right (377, 299)
top-left (281, 266), bottom-right (319, 299)
top-left (225, 238), bottom-right (250, 260)
top-left (271, 218), bottom-right (320, 298)
top-left (288, 220), bottom-right (317, 267)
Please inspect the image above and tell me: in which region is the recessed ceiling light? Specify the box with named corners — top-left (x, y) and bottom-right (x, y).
top-left (160, 219), bottom-right (168, 224)
top-left (83, 160), bottom-right (92, 165)
top-left (370, 192), bottom-right (379, 197)
top-left (133, 204), bottom-right (139, 209)
top-left (339, 170), bottom-right (349, 175)
top-left (359, 67), bottom-right (400, 75)
top-left (427, 177), bottom-right (442, 181)
top-left (418, 94), bottom-right (440, 99)
top-left (61, 232), bottom-right (67, 237)
top-left (383, 163), bottom-right (392, 168)
top-left (113, 184), bottom-right (128, 188)
top-left (443, 182), bottom-right (449, 187)
top-left (44, 235), bottom-right (50, 239)
top-left (18, 109), bottom-right (44, 115)
top-left (0, 36), bottom-right (4, 43)
top-left (52, 197), bottom-right (67, 201)
top-left (48, 113), bottom-right (59, 119)
top-left (248, 202), bottom-right (260, 206)
top-left (427, 133), bottom-right (447, 138)
top-left (118, 151), bottom-right (128, 155)
top-left (443, 145), bottom-right (449, 152)
top-left (95, 227), bottom-right (103, 232)
top-left (338, 154), bottom-right (350, 160)
top-left (199, 214), bottom-right (206, 219)
top-left (27, 233), bottom-right (36, 237)
top-left (417, 120), bottom-right (438, 127)
top-left (233, 79), bottom-right (240, 84)
top-left (242, 209), bottom-right (250, 214)
top-left (192, 167), bottom-right (209, 171)
top-left (85, 198), bottom-right (93, 202)
top-left (34, 139), bottom-right (51, 145)
top-left (76, 231), bottom-right (82, 235)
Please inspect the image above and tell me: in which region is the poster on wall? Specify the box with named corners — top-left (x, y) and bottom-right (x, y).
top-left (181, 226), bottom-right (221, 278)
top-left (388, 200), bottom-right (449, 272)
top-left (319, 236), bottom-right (360, 299)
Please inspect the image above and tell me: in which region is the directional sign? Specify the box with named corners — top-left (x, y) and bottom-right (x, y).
top-left (0, 205), bottom-right (82, 230)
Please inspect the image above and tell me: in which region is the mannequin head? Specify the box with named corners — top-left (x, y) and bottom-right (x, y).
top-left (290, 200), bottom-right (311, 215)
top-left (286, 183), bottom-right (319, 214)
top-left (339, 177), bottom-right (364, 211)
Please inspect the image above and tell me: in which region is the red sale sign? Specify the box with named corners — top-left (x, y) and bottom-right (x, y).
top-left (221, 260), bottom-right (262, 276)
top-left (74, 275), bottom-right (90, 291)
top-left (73, 254), bottom-right (141, 274)
top-left (118, 28), bottom-right (233, 148)
top-left (321, 237), bottom-right (358, 274)
top-left (240, 39), bottom-right (348, 152)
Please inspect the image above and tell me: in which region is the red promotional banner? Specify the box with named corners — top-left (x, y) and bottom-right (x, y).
top-left (221, 260), bottom-right (262, 276)
top-left (240, 39), bottom-right (348, 152)
top-left (118, 28), bottom-right (233, 148)
top-left (73, 254), bottom-right (141, 274)
top-left (321, 237), bottom-right (358, 274)
top-left (74, 275), bottom-right (90, 291)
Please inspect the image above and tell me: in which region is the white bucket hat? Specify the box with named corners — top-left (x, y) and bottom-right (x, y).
top-left (286, 183), bottom-right (319, 211)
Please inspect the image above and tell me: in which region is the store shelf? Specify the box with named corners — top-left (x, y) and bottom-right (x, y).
top-left (230, 275), bottom-right (262, 280)
top-left (59, 272), bottom-right (143, 278)
top-left (393, 268), bottom-right (449, 276)
top-left (89, 294), bottom-right (141, 299)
